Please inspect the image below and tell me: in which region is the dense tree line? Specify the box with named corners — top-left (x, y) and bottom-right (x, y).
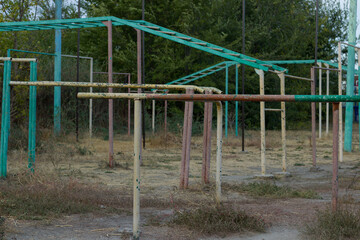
top-left (0, 0), bottom-right (348, 136)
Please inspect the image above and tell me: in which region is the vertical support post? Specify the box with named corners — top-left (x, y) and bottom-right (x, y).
top-left (202, 90), bottom-right (213, 184)
top-left (255, 69), bottom-right (266, 175)
top-left (180, 90), bottom-right (189, 189)
top-left (344, 0), bottom-right (357, 152)
top-left (278, 72), bottom-right (287, 172)
top-left (225, 63), bottom-right (228, 138)
top-left (358, 49), bottom-right (360, 150)
top-left (325, 63), bottom-right (330, 135)
top-left (128, 74), bottom-right (131, 137)
top-left (332, 103), bottom-right (339, 212)
top-left (103, 21), bottom-right (114, 168)
top-left (164, 97), bottom-right (168, 137)
top-left (317, 62), bottom-right (322, 138)
top-left (136, 29), bottom-right (143, 163)
top-left (215, 102), bottom-right (223, 205)
top-left (241, 0), bottom-right (246, 151)
top-left (311, 68), bottom-right (317, 168)
top-left (54, 0), bottom-right (62, 135)
top-left (0, 60), bottom-right (11, 178)
top-left (338, 42), bottom-right (343, 162)
top-left (235, 64), bottom-right (239, 137)
top-left (152, 100), bottom-right (155, 134)
top-left (89, 58), bottom-right (93, 138)
top-left (133, 99), bottom-right (142, 240)
top-left (184, 89), bottom-right (194, 188)
top-left (28, 61), bottom-right (37, 173)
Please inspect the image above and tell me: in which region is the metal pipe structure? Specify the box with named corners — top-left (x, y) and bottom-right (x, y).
top-left (152, 99), bottom-right (155, 134)
top-left (344, 0), bottom-right (357, 152)
top-left (102, 20), bottom-right (114, 168)
top-left (8, 50), bottom-right (95, 138)
top-left (255, 69), bottom-right (266, 175)
top-left (311, 68), bottom-right (317, 168)
top-left (279, 72), bottom-right (287, 172)
top-left (0, 58), bottom-right (37, 178)
top-left (215, 101), bottom-right (223, 204)
top-left (241, 0), bottom-right (246, 152)
top-left (28, 61), bottom-right (37, 172)
top-left (10, 81), bottom-right (209, 93)
top-left (133, 99), bottom-right (141, 240)
top-left (128, 74), bottom-right (131, 137)
top-left (202, 90), bottom-right (213, 184)
top-left (235, 65), bottom-right (239, 137)
top-left (78, 91), bottom-right (354, 217)
top-left (317, 62), bottom-right (322, 138)
top-left (338, 42), bottom-right (343, 162)
top-left (54, 0), bottom-right (61, 136)
top-left (332, 103), bottom-right (339, 211)
top-left (225, 63), bottom-right (228, 138)
top-left (324, 63), bottom-right (330, 135)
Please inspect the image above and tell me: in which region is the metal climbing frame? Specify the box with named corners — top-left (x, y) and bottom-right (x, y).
top-left (0, 16), bottom-right (286, 169)
top-left (6, 49), bottom-right (95, 137)
top-left (0, 57), bottom-right (37, 176)
top-left (78, 90), bottom-right (359, 239)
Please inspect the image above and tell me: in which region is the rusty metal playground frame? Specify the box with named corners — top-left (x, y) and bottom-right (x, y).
top-left (0, 17), bottom-right (359, 239)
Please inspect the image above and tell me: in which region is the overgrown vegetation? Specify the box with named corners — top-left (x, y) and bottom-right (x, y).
top-left (0, 173), bottom-right (170, 220)
top-left (304, 208), bottom-right (360, 240)
top-left (170, 205), bottom-right (267, 236)
top-left (224, 182), bottom-right (320, 199)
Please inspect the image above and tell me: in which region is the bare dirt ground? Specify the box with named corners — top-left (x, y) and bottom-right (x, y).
top-left (3, 128), bottom-right (360, 239)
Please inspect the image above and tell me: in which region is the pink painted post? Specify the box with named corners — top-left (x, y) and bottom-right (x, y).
top-left (206, 92), bottom-right (213, 182)
top-left (102, 21), bottom-right (114, 168)
top-left (128, 74), bottom-right (131, 137)
top-left (180, 89), bottom-right (190, 188)
top-left (202, 96), bottom-right (209, 183)
top-left (184, 88), bottom-right (194, 188)
top-left (164, 91), bottom-right (168, 137)
top-left (332, 103), bottom-right (339, 211)
top-left (202, 90), bottom-right (213, 184)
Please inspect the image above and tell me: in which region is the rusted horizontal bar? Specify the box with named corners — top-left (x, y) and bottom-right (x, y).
top-left (312, 66), bottom-right (340, 72)
top-left (9, 81), bottom-right (208, 93)
top-left (93, 72), bottom-right (130, 75)
top-left (0, 57), bottom-right (37, 62)
top-left (284, 74), bottom-right (313, 81)
top-left (77, 93), bottom-right (360, 103)
top-left (265, 108), bottom-right (283, 112)
top-left (341, 42), bottom-right (360, 50)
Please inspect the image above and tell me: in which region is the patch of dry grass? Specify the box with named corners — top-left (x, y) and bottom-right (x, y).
top-left (169, 204), bottom-right (267, 236)
top-left (304, 207), bottom-right (360, 240)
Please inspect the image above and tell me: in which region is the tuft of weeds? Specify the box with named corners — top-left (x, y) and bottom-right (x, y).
top-left (304, 208), bottom-right (360, 240)
top-left (223, 182), bottom-right (320, 199)
top-left (75, 145), bottom-right (92, 156)
top-left (169, 204), bottom-right (267, 236)
top-left (294, 163), bottom-right (305, 166)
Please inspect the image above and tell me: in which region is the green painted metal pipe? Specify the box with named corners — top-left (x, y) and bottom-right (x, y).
top-left (28, 61), bottom-right (37, 172)
top-left (0, 61), bottom-right (11, 177)
top-left (7, 49), bottom-right (56, 57)
top-left (344, 0), bottom-right (358, 152)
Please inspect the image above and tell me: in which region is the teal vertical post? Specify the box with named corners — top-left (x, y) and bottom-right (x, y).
top-left (225, 63), bottom-right (228, 138)
top-left (0, 60), bottom-right (11, 178)
top-left (235, 64), bottom-right (239, 137)
top-left (344, 0), bottom-right (357, 152)
top-left (28, 61), bottom-right (37, 172)
top-left (54, 0), bottom-right (62, 135)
